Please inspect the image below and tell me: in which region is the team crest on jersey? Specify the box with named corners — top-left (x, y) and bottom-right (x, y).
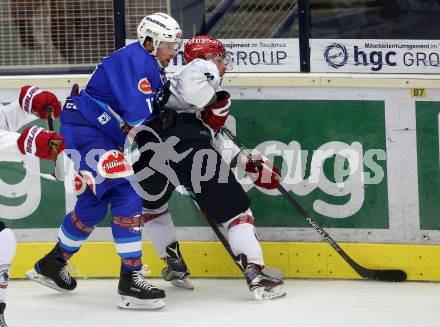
top-left (138, 78), bottom-right (152, 94)
top-left (97, 150), bottom-right (133, 179)
top-left (73, 171), bottom-right (96, 195)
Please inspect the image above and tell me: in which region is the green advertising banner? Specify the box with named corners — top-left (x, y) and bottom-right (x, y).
top-left (2, 86), bottom-right (440, 244)
top-left (416, 101), bottom-right (440, 230)
top-left (0, 99), bottom-right (388, 230)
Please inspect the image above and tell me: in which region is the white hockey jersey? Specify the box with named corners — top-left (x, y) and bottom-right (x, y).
top-left (0, 101), bottom-right (37, 162)
top-left (166, 58), bottom-right (221, 114)
top-left (166, 58), bottom-right (241, 164)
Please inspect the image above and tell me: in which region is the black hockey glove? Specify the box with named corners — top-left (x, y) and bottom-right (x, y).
top-left (153, 81), bottom-right (171, 114)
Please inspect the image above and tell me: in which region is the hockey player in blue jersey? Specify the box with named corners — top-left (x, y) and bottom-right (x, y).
top-left (134, 36), bottom-right (285, 301)
top-left (26, 12), bottom-right (182, 310)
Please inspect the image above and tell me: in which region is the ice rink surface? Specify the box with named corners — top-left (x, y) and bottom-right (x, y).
top-left (6, 278), bottom-right (440, 327)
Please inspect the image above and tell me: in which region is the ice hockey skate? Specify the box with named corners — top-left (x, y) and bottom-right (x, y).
top-left (0, 302), bottom-right (7, 327)
top-left (26, 244), bottom-right (77, 293)
top-left (118, 267), bottom-right (166, 310)
top-left (240, 255), bottom-right (285, 301)
top-left (161, 242), bottom-right (193, 290)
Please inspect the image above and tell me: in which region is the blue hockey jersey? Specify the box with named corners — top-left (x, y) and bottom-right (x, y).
top-left (62, 42), bottom-right (165, 146)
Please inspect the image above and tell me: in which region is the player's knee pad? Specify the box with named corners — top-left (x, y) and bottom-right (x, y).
top-left (223, 209), bottom-right (264, 266)
top-left (142, 205), bottom-right (176, 258)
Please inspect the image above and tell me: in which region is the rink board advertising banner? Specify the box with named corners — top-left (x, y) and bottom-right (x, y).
top-left (2, 86), bottom-right (440, 244)
top-left (311, 39), bottom-right (440, 73)
top-left (126, 38), bottom-right (300, 73)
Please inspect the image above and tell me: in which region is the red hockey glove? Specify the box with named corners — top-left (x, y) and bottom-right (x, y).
top-left (201, 91), bottom-right (231, 133)
top-left (17, 126), bottom-right (65, 160)
top-left (244, 155), bottom-right (281, 190)
top-left (19, 85), bottom-right (61, 119)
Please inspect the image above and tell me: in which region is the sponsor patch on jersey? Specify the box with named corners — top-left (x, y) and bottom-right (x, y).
top-left (97, 150), bottom-right (134, 179)
top-left (138, 78), bottom-right (153, 94)
top-left (73, 173), bottom-right (86, 195)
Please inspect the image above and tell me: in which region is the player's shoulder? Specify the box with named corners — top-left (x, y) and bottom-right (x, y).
top-left (187, 58), bottom-right (218, 73)
top-left (107, 42), bottom-right (153, 65)
top-left (107, 42), bottom-right (158, 75)
top-left (179, 59), bottom-right (219, 81)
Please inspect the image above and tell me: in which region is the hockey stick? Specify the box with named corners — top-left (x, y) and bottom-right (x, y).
top-left (185, 191), bottom-right (246, 272)
top-left (201, 208), bottom-right (247, 272)
top-left (20, 162), bottom-right (58, 181)
top-left (220, 126), bottom-right (407, 282)
top-left (187, 191), bottom-right (283, 278)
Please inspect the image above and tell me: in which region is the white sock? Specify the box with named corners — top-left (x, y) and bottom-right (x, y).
top-left (0, 228), bottom-right (16, 302)
top-left (223, 209), bottom-right (264, 266)
top-left (143, 206), bottom-right (176, 258)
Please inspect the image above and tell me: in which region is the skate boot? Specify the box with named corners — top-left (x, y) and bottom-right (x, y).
top-left (26, 243), bottom-right (77, 292)
top-left (118, 267), bottom-right (166, 310)
top-left (0, 302), bottom-right (7, 327)
top-left (161, 242), bottom-right (193, 290)
top-left (241, 255), bottom-right (286, 301)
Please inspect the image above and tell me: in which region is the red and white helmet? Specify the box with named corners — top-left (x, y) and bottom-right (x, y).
top-left (137, 12), bottom-right (182, 55)
top-left (184, 36), bottom-right (232, 70)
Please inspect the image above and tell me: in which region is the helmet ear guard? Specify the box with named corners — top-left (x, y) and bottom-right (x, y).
top-left (137, 12), bottom-right (182, 55)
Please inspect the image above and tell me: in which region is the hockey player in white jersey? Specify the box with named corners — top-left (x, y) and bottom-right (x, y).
top-left (0, 85), bottom-right (63, 326)
top-left (134, 36), bottom-right (285, 301)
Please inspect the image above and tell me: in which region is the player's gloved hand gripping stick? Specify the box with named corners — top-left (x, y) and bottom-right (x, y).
top-left (220, 126), bottom-right (407, 282)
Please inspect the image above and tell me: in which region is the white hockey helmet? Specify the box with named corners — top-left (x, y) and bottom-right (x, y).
top-left (137, 12), bottom-right (182, 55)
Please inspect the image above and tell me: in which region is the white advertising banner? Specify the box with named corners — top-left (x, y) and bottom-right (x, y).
top-left (311, 39), bottom-right (440, 73)
top-left (127, 38), bottom-right (300, 73)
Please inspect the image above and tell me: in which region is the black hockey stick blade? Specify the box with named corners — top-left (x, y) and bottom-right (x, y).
top-left (278, 185), bottom-right (408, 282)
top-left (350, 258), bottom-right (407, 282)
top-left (366, 269), bottom-right (407, 282)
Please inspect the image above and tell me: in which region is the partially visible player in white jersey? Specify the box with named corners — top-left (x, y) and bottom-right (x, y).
top-left (0, 85), bottom-right (64, 326)
top-left (134, 36), bottom-right (285, 301)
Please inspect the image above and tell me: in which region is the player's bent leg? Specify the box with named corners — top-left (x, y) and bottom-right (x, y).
top-left (109, 184), bottom-right (166, 310)
top-left (223, 210), bottom-right (286, 301)
top-left (142, 206), bottom-right (193, 290)
top-left (26, 242), bottom-right (77, 293)
top-left (27, 189), bottom-right (106, 293)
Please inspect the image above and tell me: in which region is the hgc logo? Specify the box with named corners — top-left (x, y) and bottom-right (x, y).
top-left (324, 43), bottom-right (397, 71)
